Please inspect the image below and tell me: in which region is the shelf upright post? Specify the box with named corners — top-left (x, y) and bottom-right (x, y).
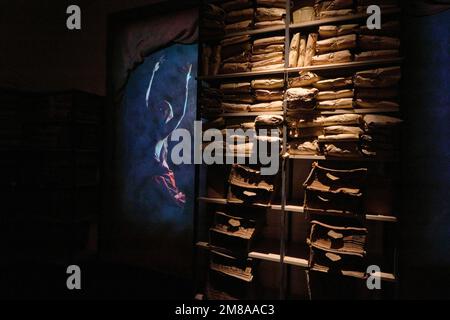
top-left (279, 0), bottom-right (291, 300)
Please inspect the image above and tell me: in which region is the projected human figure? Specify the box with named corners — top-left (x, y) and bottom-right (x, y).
top-left (145, 56), bottom-right (192, 207)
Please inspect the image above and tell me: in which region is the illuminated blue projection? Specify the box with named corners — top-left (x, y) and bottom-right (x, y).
top-left (120, 44), bottom-right (197, 227)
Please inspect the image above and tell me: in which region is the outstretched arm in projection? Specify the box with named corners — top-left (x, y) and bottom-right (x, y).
top-left (160, 64), bottom-right (192, 138)
top-left (145, 56), bottom-right (165, 109)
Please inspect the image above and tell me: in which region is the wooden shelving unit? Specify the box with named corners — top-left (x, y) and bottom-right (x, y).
top-left (196, 0), bottom-right (402, 300)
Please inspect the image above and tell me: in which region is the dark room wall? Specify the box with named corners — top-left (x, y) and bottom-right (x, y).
top-left (400, 8), bottom-right (450, 299)
top-left (0, 0), bottom-right (165, 96)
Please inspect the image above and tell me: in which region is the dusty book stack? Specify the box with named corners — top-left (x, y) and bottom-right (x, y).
top-left (303, 163), bottom-right (369, 278)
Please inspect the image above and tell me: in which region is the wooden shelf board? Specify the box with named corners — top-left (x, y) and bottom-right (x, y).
top-left (197, 197), bottom-right (397, 222)
top-left (198, 68), bottom-right (285, 81)
top-left (289, 8), bottom-right (401, 32)
top-left (288, 154), bottom-right (400, 162)
top-left (209, 111), bottom-right (284, 118)
top-left (309, 268), bottom-right (397, 282)
top-left (286, 58), bottom-right (403, 74)
top-left (288, 107), bottom-right (400, 115)
top-left (198, 58), bottom-right (402, 81)
top-left (196, 242), bottom-right (396, 282)
top-left (203, 25), bottom-right (286, 42)
top-left (201, 107), bottom-right (399, 118)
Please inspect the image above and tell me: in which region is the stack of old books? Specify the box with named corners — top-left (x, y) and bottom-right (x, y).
top-left (303, 162), bottom-right (369, 278)
top-left (207, 209), bottom-right (261, 300)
